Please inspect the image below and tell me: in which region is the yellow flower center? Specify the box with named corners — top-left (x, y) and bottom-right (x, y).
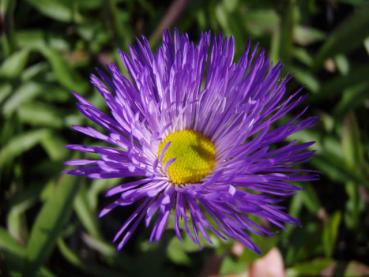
top-left (158, 129), bottom-right (216, 185)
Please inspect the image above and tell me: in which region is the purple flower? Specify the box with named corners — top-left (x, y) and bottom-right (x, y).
top-left (65, 30), bottom-right (317, 253)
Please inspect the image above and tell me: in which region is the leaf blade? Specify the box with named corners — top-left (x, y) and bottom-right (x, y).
top-left (24, 175), bottom-right (80, 276)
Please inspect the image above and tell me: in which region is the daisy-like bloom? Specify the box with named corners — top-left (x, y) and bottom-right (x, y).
top-left (65, 30), bottom-right (317, 253)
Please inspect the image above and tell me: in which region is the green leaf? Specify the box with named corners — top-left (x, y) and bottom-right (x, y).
top-left (0, 227), bottom-right (26, 276)
top-left (341, 113), bottom-right (364, 170)
top-left (58, 237), bottom-right (123, 276)
top-left (344, 181), bottom-right (363, 229)
top-left (300, 184), bottom-right (321, 214)
top-left (313, 3), bottom-right (369, 68)
top-left (0, 84), bottom-right (12, 104)
top-left (244, 9), bottom-right (280, 36)
top-left (339, 0), bottom-right (368, 5)
top-left (220, 256), bottom-right (246, 275)
top-left (7, 207), bottom-right (29, 244)
top-left (0, 227), bottom-right (25, 257)
top-left (322, 212), bottom-right (341, 257)
top-left (287, 65), bottom-right (320, 93)
top-left (166, 237), bottom-right (192, 265)
top-left (24, 0), bottom-right (81, 22)
top-left (279, 0), bottom-right (298, 63)
top-left (57, 239), bottom-right (84, 268)
top-left (312, 154), bottom-right (368, 187)
top-left (0, 49), bottom-right (30, 79)
top-left (24, 175), bottom-right (80, 276)
top-left (335, 54), bottom-right (350, 75)
top-left (239, 234), bottom-right (278, 264)
top-left (17, 102), bottom-right (64, 128)
top-left (222, 0), bottom-right (238, 13)
top-left (0, 129), bottom-right (49, 167)
top-left (311, 65), bottom-right (369, 102)
top-left (293, 48), bottom-right (314, 66)
top-left (16, 31), bottom-right (69, 51)
top-left (341, 114), bottom-right (365, 229)
top-left (294, 26), bottom-right (325, 46)
top-left (0, 0), bottom-right (12, 12)
top-left (37, 47), bottom-right (87, 93)
top-left (7, 184), bottom-right (45, 243)
top-left (82, 234), bottom-right (116, 257)
top-left (215, 4), bottom-right (231, 34)
top-left (289, 192), bottom-right (303, 217)
top-left (285, 222), bottom-right (321, 264)
top-left (287, 258), bottom-right (333, 277)
top-left (2, 82), bottom-right (42, 115)
top-left (364, 36), bottom-right (369, 54)
top-left (74, 184), bottom-right (101, 239)
top-left (40, 133), bottom-right (68, 161)
top-left (88, 179), bottom-right (119, 212)
top-left (270, 19), bottom-right (281, 64)
top-left (334, 82), bottom-right (369, 116)
top-left (21, 63), bottom-right (49, 82)
top-left (0, 227), bottom-right (55, 277)
top-left (74, 0), bottom-right (103, 10)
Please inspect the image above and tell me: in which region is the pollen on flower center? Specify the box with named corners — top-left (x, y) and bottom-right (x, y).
top-left (158, 129), bottom-right (216, 185)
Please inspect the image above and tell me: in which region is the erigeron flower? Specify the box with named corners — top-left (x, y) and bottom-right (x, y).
top-left (65, 30), bottom-right (317, 253)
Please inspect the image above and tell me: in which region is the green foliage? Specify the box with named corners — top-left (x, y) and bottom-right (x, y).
top-left (313, 2), bottom-right (369, 69)
top-left (25, 176), bottom-right (80, 276)
top-left (1, 0), bottom-right (369, 276)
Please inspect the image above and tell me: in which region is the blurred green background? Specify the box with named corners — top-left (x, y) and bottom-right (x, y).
top-left (1, 0), bottom-right (369, 276)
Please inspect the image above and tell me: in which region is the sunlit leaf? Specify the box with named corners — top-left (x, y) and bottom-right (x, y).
top-left (220, 256), bottom-right (246, 275)
top-left (244, 9), bottom-right (280, 36)
top-left (74, 184), bottom-right (102, 239)
top-left (24, 175), bottom-right (80, 275)
top-left (0, 129), bottom-right (49, 167)
top-left (167, 237), bottom-right (192, 265)
top-left (322, 212), bottom-right (341, 257)
top-left (341, 113), bottom-right (364, 170)
top-left (16, 31), bottom-right (69, 51)
top-left (294, 26), bottom-right (325, 46)
top-left (2, 82), bottom-right (42, 115)
top-left (24, 0), bottom-right (81, 22)
top-left (0, 49), bottom-right (30, 79)
top-left (17, 102), bottom-right (64, 128)
top-left (335, 54), bottom-right (350, 75)
top-left (0, 84), bottom-right (12, 104)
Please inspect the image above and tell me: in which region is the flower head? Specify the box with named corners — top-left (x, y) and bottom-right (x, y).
top-left (65, 30), bottom-right (317, 253)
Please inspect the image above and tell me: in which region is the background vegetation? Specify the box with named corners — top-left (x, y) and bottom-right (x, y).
top-left (1, 0), bottom-right (369, 276)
